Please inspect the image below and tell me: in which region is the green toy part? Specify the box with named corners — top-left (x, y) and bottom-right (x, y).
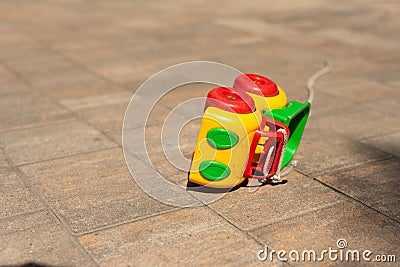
top-left (199, 160), bottom-right (231, 181)
top-left (264, 101), bottom-right (311, 168)
top-left (207, 128), bottom-right (239, 149)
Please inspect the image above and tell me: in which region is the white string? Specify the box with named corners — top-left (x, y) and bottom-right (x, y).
top-left (306, 61), bottom-right (331, 104)
top-left (263, 146), bottom-right (275, 175)
top-left (269, 62), bottom-right (331, 182)
top-left (272, 128), bottom-right (289, 182)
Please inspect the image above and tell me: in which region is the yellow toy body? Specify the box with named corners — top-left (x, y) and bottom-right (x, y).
top-left (247, 86), bottom-right (287, 112)
top-left (189, 106), bottom-right (261, 188)
top-left (188, 74), bottom-right (309, 188)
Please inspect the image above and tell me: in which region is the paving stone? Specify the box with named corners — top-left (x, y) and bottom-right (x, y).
top-left (37, 70), bottom-right (126, 101)
top-left (0, 210), bottom-right (96, 267)
top-left (21, 148), bottom-right (175, 234)
top-left (0, 63), bottom-right (19, 84)
top-left (60, 91), bottom-right (131, 134)
top-left (0, 27), bottom-right (36, 50)
top-left (106, 128), bottom-right (123, 146)
top-left (124, 150), bottom-right (203, 208)
top-left (309, 103), bottom-right (400, 140)
top-left (0, 167), bottom-right (44, 218)
top-left (251, 201), bottom-right (399, 266)
top-left (360, 130), bottom-right (400, 157)
top-left (0, 79), bottom-right (34, 96)
top-left (0, 32), bottom-right (40, 61)
top-left (0, 121), bottom-right (117, 165)
top-left (156, 83), bottom-right (214, 110)
top-left (5, 53), bottom-right (126, 100)
top-left (177, 116), bottom-right (202, 156)
top-left (314, 27), bottom-right (399, 51)
top-left (0, 150), bottom-right (8, 168)
top-left (0, 90), bottom-right (75, 132)
top-left (316, 73), bottom-right (397, 103)
top-left (3, 50), bottom-right (75, 79)
top-left (317, 157), bottom-right (400, 221)
top-left (88, 57), bottom-right (147, 85)
top-left (62, 91), bottom-right (174, 134)
top-left (209, 171), bottom-right (345, 231)
top-left (79, 207), bottom-right (272, 266)
top-left (148, 151), bottom-right (190, 185)
top-left (363, 81), bottom-right (400, 116)
top-left (123, 111), bottom-right (188, 156)
top-left (50, 35), bottom-right (106, 52)
top-left (294, 128), bottom-right (390, 176)
top-left (0, 149), bottom-right (43, 218)
top-left (308, 90), bottom-right (357, 119)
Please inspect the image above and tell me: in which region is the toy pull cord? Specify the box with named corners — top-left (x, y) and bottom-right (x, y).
top-left (268, 62), bottom-right (331, 182)
top-left (306, 61), bottom-right (331, 105)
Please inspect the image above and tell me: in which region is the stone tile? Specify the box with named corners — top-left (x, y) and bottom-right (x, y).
top-left (0, 210), bottom-right (95, 266)
top-left (0, 167), bottom-right (43, 218)
top-left (79, 207), bottom-right (269, 266)
top-left (106, 129), bottom-right (123, 146)
top-left (156, 83), bottom-right (214, 110)
top-left (309, 103), bottom-right (400, 140)
top-left (0, 79), bottom-right (34, 96)
top-left (361, 130), bottom-right (400, 157)
top-left (251, 201), bottom-right (399, 266)
top-left (0, 27), bottom-right (36, 49)
top-left (0, 121), bottom-right (117, 165)
top-left (123, 111), bottom-right (188, 156)
top-left (0, 30), bottom-right (40, 61)
top-left (294, 128), bottom-right (390, 176)
top-left (209, 172), bottom-right (345, 231)
top-left (3, 49), bottom-right (74, 79)
top-left (317, 157), bottom-right (400, 221)
top-left (123, 151), bottom-right (202, 208)
top-left (363, 81), bottom-right (400, 116)
top-left (177, 116), bottom-right (202, 156)
top-left (54, 36), bottom-right (107, 52)
top-left (21, 148), bottom-right (175, 234)
top-left (59, 46), bottom-right (125, 70)
top-left (60, 91), bottom-right (131, 134)
top-left (5, 52), bottom-right (126, 101)
top-left (308, 90), bottom-right (357, 119)
top-left (62, 91), bottom-right (173, 134)
top-left (365, 63), bottom-right (400, 84)
top-left (148, 151), bottom-right (189, 185)
top-left (0, 63), bottom-right (18, 84)
top-left (0, 150), bottom-right (8, 168)
top-left (60, 91), bottom-right (132, 111)
top-left (0, 91), bottom-right (75, 132)
top-left (313, 27), bottom-right (399, 51)
top-left (89, 57), bottom-right (145, 85)
top-left (38, 70), bottom-right (126, 101)
top-left (316, 73), bottom-right (397, 103)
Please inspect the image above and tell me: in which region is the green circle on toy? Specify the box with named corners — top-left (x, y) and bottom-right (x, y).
top-left (199, 160), bottom-right (231, 181)
top-left (207, 128), bottom-right (239, 149)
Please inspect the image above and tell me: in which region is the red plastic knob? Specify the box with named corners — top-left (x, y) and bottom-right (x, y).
top-left (205, 87), bottom-right (255, 114)
top-left (234, 74), bottom-right (279, 97)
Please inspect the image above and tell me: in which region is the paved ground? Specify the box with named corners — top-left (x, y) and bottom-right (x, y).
top-left (0, 0), bottom-right (399, 266)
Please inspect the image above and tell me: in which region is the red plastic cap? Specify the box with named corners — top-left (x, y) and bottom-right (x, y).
top-left (234, 74), bottom-right (279, 97)
top-left (205, 87), bottom-right (255, 114)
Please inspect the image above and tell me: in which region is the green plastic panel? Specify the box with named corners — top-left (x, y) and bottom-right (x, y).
top-left (199, 160), bottom-right (231, 181)
top-left (264, 101), bottom-right (311, 168)
top-left (207, 128), bottom-right (239, 149)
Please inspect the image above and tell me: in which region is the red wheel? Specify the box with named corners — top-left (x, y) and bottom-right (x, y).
top-left (234, 74), bottom-right (279, 97)
top-left (205, 87), bottom-right (255, 114)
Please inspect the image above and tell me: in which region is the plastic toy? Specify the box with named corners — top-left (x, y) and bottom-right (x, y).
top-left (188, 73), bottom-right (312, 188)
